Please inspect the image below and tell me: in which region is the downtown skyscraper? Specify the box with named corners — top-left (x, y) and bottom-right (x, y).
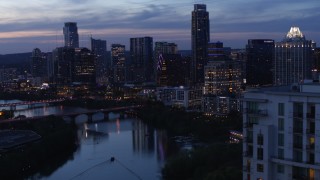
top-left (91, 37), bottom-right (107, 85)
top-left (63, 22), bottom-right (79, 48)
top-left (129, 37), bottom-right (154, 83)
top-left (274, 27), bottom-right (313, 85)
top-left (191, 4), bottom-right (210, 85)
top-left (246, 39), bottom-right (274, 87)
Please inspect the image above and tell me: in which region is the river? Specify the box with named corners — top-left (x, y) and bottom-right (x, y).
top-left (0, 100), bottom-right (174, 180)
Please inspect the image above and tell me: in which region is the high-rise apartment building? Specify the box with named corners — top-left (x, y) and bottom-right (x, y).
top-left (111, 44), bottom-right (126, 83)
top-left (129, 37), bottom-right (154, 83)
top-left (63, 22), bottom-right (79, 48)
top-left (203, 42), bottom-right (242, 116)
top-left (191, 4), bottom-right (210, 85)
top-left (274, 27), bottom-right (313, 85)
top-left (243, 83), bottom-right (320, 180)
top-left (246, 39), bottom-right (274, 86)
top-left (91, 38), bottom-right (107, 84)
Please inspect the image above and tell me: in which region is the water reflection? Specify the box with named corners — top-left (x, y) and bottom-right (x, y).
top-left (0, 100), bottom-right (174, 180)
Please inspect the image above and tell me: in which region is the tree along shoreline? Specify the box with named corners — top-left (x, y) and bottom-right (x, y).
top-left (0, 115), bottom-right (78, 179)
top-left (136, 100), bottom-right (243, 180)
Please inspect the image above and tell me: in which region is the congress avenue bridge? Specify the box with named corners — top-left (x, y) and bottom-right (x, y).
top-left (0, 105), bottom-right (140, 124)
top-left (0, 98), bottom-right (65, 110)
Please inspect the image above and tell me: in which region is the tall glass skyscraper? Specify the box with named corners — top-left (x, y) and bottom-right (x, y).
top-left (191, 4), bottom-right (210, 85)
top-left (91, 38), bottom-right (107, 84)
top-left (129, 37), bottom-right (153, 83)
top-left (274, 27), bottom-right (313, 85)
top-left (111, 44), bottom-right (126, 83)
top-left (63, 22), bottom-right (79, 48)
top-left (246, 39), bottom-right (274, 86)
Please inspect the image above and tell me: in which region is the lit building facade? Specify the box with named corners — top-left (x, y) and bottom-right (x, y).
top-left (191, 4), bottom-right (210, 85)
top-left (243, 83), bottom-right (320, 180)
top-left (91, 38), bottom-right (107, 85)
top-left (73, 48), bottom-right (95, 85)
top-left (246, 39), bottom-right (274, 86)
top-left (63, 22), bottom-right (79, 48)
top-left (203, 60), bottom-right (242, 115)
top-left (157, 86), bottom-right (202, 111)
top-left (111, 44), bottom-right (126, 84)
top-left (274, 27), bottom-right (313, 85)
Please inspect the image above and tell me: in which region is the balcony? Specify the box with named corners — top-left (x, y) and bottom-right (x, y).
top-left (293, 143), bottom-right (303, 149)
top-left (306, 144), bottom-right (315, 151)
top-left (272, 157), bottom-right (320, 170)
top-left (243, 151), bottom-right (253, 158)
top-left (243, 136), bottom-right (253, 143)
top-left (242, 165), bottom-right (251, 172)
top-left (244, 108), bottom-right (268, 117)
top-left (293, 127), bottom-right (303, 134)
top-left (306, 129), bottom-right (315, 135)
top-left (307, 113), bottom-right (315, 119)
top-left (243, 122), bottom-right (257, 128)
top-left (293, 112), bottom-right (303, 118)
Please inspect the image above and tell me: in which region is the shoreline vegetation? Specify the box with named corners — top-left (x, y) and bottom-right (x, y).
top-left (0, 116), bottom-right (78, 179)
top-left (137, 100), bottom-right (243, 180)
top-left (0, 98), bottom-right (243, 179)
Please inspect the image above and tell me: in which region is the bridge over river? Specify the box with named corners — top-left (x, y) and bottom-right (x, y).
top-left (0, 105), bottom-right (140, 124)
top-left (0, 98), bottom-right (65, 110)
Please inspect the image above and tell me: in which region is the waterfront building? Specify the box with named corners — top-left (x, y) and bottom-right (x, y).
top-left (274, 27), bottom-right (313, 85)
top-left (156, 86), bottom-right (202, 111)
top-left (191, 4), bottom-right (210, 85)
top-left (246, 39), bottom-right (274, 86)
top-left (91, 38), bottom-right (107, 85)
top-left (157, 54), bottom-right (190, 87)
top-left (63, 22), bottom-right (79, 48)
top-left (129, 37), bottom-right (154, 83)
top-left (111, 44), bottom-right (126, 84)
top-left (243, 83), bottom-right (320, 180)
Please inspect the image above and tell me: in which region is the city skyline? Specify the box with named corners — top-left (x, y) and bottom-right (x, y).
top-left (0, 0), bottom-right (320, 54)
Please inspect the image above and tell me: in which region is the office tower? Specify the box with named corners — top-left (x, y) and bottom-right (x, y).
top-left (52, 47), bottom-right (75, 85)
top-left (246, 39), bottom-right (274, 86)
top-left (208, 41), bottom-right (224, 61)
top-left (129, 37), bottom-right (154, 83)
top-left (111, 44), bottom-right (126, 83)
top-left (155, 42), bottom-right (179, 86)
top-left (31, 48), bottom-right (47, 79)
top-left (73, 48), bottom-right (95, 85)
top-left (91, 38), bottom-right (107, 84)
top-left (191, 4), bottom-right (210, 85)
top-left (274, 27), bottom-right (313, 85)
top-left (63, 22), bottom-right (79, 48)
top-left (313, 48), bottom-right (320, 77)
top-left (243, 83), bottom-right (320, 180)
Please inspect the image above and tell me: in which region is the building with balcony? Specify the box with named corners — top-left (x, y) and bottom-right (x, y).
top-left (156, 86), bottom-right (202, 111)
top-left (243, 83), bottom-right (320, 180)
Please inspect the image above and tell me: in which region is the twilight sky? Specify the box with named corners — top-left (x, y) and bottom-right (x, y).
top-left (0, 0), bottom-right (319, 54)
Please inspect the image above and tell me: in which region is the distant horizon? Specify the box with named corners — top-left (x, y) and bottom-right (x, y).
top-left (0, 0), bottom-right (319, 54)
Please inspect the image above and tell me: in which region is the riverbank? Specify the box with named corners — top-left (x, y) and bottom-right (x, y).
top-left (137, 100), bottom-right (243, 180)
top-left (0, 116), bottom-right (78, 179)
